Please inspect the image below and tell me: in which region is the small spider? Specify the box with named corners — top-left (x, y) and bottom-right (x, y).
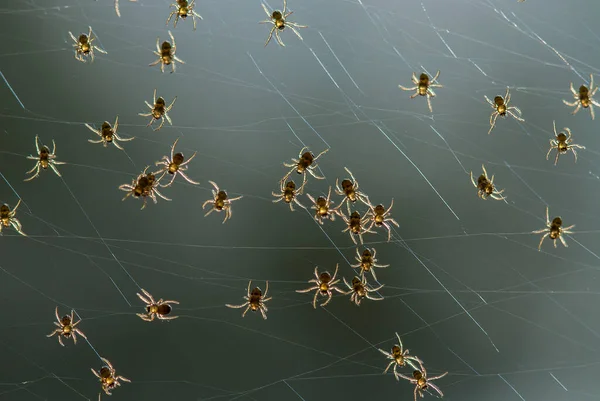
top-left (149, 30), bottom-right (185, 74)
top-left (84, 116), bottom-right (135, 150)
top-left (335, 167), bottom-right (370, 214)
top-left (485, 88), bottom-right (525, 135)
top-left (563, 74), bottom-right (600, 120)
top-left (350, 248), bottom-right (389, 281)
top-left (0, 199), bottom-right (26, 236)
top-left (546, 121), bottom-right (585, 165)
top-left (342, 276), bottom-right (384, 306)
top-left (395, 359), bottom-right (448, 401)
top-left (398, 71), bottom-right (443, 113)
top-left (136, 288), bottom-right (180, 322)
top-left (226, 280), bottom-right (272, 320)
top-left (115, 0), bottom-right (138, 17)
top-left (532, 206), bottom-right (575, 251)
top-left (91, 357), bottom-right (131, 399)
top-left (202, 180), bottom-right (243, 223)
top-left (365, 199), bottom-right (399, 242)
top-left (377, 332), bottom-right (421, 377)
top-left (139, 88), bottom-right (177, 131)
top-left (167, 0), bottom-right (203, 30)
top-left (469, 164), bottom-right (506, 201)
top-left (306, 186), bottom-right (343, 224)
top-left (281, 147), bottom-right (328, 190)
top-left (68, 26), bottom-right (106, 63)
top-left (24, 135), bottom-right (66, 182)
top-left (46, 307), bottom-right (87, 346)
top-left (259, 0), bottom-right (307, 47)
top-left (272, 180), bottom-right (306, 211)
top-left (296, 264), bottom-right (345, 309)
top-left (154, 138), bottom-right (199, 187)
top-left (341, 211), bottom-right (376, 245)
top-left (119, 166), bottom-right (171, 210)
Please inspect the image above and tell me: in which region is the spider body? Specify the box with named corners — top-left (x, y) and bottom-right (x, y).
top-left (259, 0), bottom-right (307, 47)
top-left (47, 307), bottom-right (87, 346)
top-left (149, 31), bottom-right (185, 73)
top-left (119, 166), bottom-right (171, 209)
top-left (532, 206), bottom-right (574, 250)
top-left (365, 200), bottom-right (399, 241)
top-left (154, 138), bottom-right (199, 187)
top-left (202, 181), bottom-right (243, 223)
top-left (25, 135), bottom-right (66, 181)
top-left (343, 276), bottom-right (384, 306)
top-left (68, 26), bottom-right (106, 63)
top-left (139, 89), bottom-right (177, 131)
top-left (335, 167), bottom-right (370, 214)
top-left (226, 281), bottom-right (272, 319)
top-left (398, 71), bottom-right (442, 112)
top-left (342, 211), bottom-right (375, 245)
top-left (296, 264), bottom-right (345, 308)
top-left (546, 121), bottom-right (585, 165)
top-left (306, 187), bottom-right (342, 224)
top-left (85, 116), bottom-right (134, 150)
top-left (395, 359), bottom-right (447, 401)
top-left (281, 147), bottom-right (328, 189)
top-left (0, 200), bottom-right (26, 236)
top-left (91, 357), bottom-right (130, 399)
top-left (563, 74), bottom-right (600, 120)
top-left (272, 180), bottom-right (305, 211)
top-left (136, 288), bottom-right (179, 321)
top-left (351, 248), bottom-right (389, 281)
top-left (469, 164), bottom-right (506, 201)
top-left (167, 0), bottom-right (203, 30)
top-left (485, 88), bottom-right (524, 134)
top-left (378, 333), bottom-right (421, 377)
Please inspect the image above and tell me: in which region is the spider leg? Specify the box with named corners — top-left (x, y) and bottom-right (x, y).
top-left (545, 146), bottom-right (555, 161)
top-left (409, 92), bottom-right (419, 99)
top-left (426, 94), bottom-right (433, 113)
top-left (49, 162), bottom-right (63, 178)
top-left (398, 85), bottom-right (417, 92)
top-left (536, 232), bottom-right (549, 251)
top-left (264, 26), bottom-right (276, 47)
top-left (411, 72), bottom-right (418, 84)
top-left (589, 104), bottom-right (595, 120)
top-left (274, 28), bottom-right (285, 47)
top-left (320, 291), bottom-right (333, 307)
top-left (571, 103), bottom-right (582, 115)
top-left (507, 109), bottom-right (525, 122)
top-left (164, 112), bottom-right (173, 126)
top-left (261, 3), bottom-right (272, 18)
top-left (484, 95), bottom-right (494, 106)
top-left (554, 149), bottom-right (560, 165)
top-left (288, 25), bottom-right (305, 41)
top-left (58, 335), bottom-right (64, 346)
top-left (259, 305), bottom-right (268, 320)
top-left (427, 382), bottom-right (444, 398)
top-left (177, 171), bottom-right (199, 185)
top-left (488, 112), bottom-right (498, 135)
top-left (307, 167), bottom-right (325, 180)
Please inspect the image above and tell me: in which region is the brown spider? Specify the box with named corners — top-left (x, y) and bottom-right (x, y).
top-left (547, 120), bottom-right (585, 165)
top-left (226, 281), bottom-right (272, 320)
top-left (46, 307), bottom-right (87, 346)
top-left (469, 164), bottom-right (506, 201)
top-left (281, 147), bottom-right (328, 190)
top-left (343, 276), bottom-right (384, 306)
top-left (91, 357), bottom-right (130, 399)
top-left (350, 248), bottom-right (389, 281)
top-left (335, 167), bottom-right (370, 213)
top-left (398, 71), bottom-right (443, 113)
top-left (563, 74), bottom-right (600, 120)
top-left (365, 199), bottom-right (399, 242)
top-left (166, 0), bottom-right (203, 30)
top-left (259, 0), bottom-right (308, 47)
top-left (149, 30), bottom-right (185, 74)
top-left (139, 88), bottom-right (177, 131)
top-left (136, 288), bottom-right (179, 322)
top-left (0, 199), bottom-right (26, 236)
top-left (24, 135), bottom-right (66, 182)
top-left (306, 186), bottom-right (343, 224)
top-left (84, 116), bottom-right (135, 150)
top-left (395, 358), bottom-right (448, 401)
top-left (119, 166), bottom-right (171, 210)
top-left (272, 180), bottom-right (306, 211)
top-left (377, 332), bottom-right (422, 377)
top-left (68, 26), bottom-right (107, 63)
top-left (115, 0), bottom-right (138, 17)
top-left (296, 264), bottom-right (345, 309)
top-left (485, 88), bottom-right (524, 135)
top-left (341, 211), bottom-right (376, 245)
top-left (532, 206), bottom-right (575, 251)
top-left (154, 138), bottom-right (199, 187)
top-left (202, 181), bottom-right (243, 223)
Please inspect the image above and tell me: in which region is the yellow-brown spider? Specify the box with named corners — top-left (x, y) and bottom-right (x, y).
top-left (546, 121), bottom-right (585, 165)
top-left (85, 116), bottom-right (135, 150)
top-left (281, 147), bottom-right (328, 190)
top-left (226, 281), bottom-right (272, 320)
top-left (485, 88), bottom-right (524, 135)
top-left (395, 358), bottom-right (448, 401)
top-left (341, 211), bottom-right (375, 245)
top-left (306, 186), bottom-right (343, 224)
top-left (563, 74), bottom-right (600, 120)
top-left (365, 199), bottom-right (399, 242)
top-left (342, 276), bottom-right (384, 306)
top-left (47, 307), bottom-right (87, 346)
top-left (259, 0), bottom-right (307, 47)
top-left (202, 181), bottom-right (243, 223)
top-left (377, 332), bottom-right (422, 377)
top-left (149, 30), bottom-right (185, 73)
top-left (398, 71), bottom-right (443, 113)
top-left (136, 288), bottom-right (180, 322)
top-left (335, 167), bottom-right (370, 214)
top-left (68, 26), bottom-right (106, 63)
top-left (167, 0), bottom-right (203, 30)
top-left (119, 166), bottom-right (171, 210)
top-left (91, 357), bottom-right (130, 399)
top-left (0, 199), bottom-right (26, 236)
top-left (24, 135), bottom-right (66, 182)
top-left (272, 180), bottom-right (306, 211)
top-left (296, 264), bottom-right (345, 309)
top-left (469, 164), bottom-right (506, 201)
top-left (139, 88), bottom-right (177, 131)
top-left (532, 206), bottom-right (575, 251)
top-left (154, 138), bottom-right (199, 187)
top-left (350, 248), bottom-right (389, 281)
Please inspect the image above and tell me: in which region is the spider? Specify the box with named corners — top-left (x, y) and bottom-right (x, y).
top-left (202, 181), bottom-right (243, 223)
top-left (485, 88), bottom-right (524, 135)
top-left (563, 74), bottom-right (600, 120)
top-left (377, 332), bottom-right (422, 377)
top-left (0, 199), bottom-right (26, 236)
top-left (335, 167), bottom-right (370, 214)
top-left (306, 186), bottom-right (343, 224)
top-left (532, 206), bottom-right (575, 251)
top-left (91, 357), bottom-right (131, 399)
top-left (149, 30), bottom-right (185, 74)
top-left (296, 264), bottom-right (345, 309)
top-left (398, 71), bottom-right (443, 113)
top-left (226, 281), bottom-right (272, 320)
top-left (365, 200), bottom-right (399, 242)
top-left (139, 88), bottom-right (177, 131)
top-left (119, 166), bottom-right (171, 210)
top-left (46, 307), bottom-right (87, 346)
top-left (166, 0), bottom-right (203, 30)
top-left (341, 211), bottom-right (376, 245)
top-left (24, 135), bottom-right (66, 182)
top-left (281, 147), bottom-right (328, 190)
top-left (546, 121), bottom-right (585, 165)
top-left (136, 288), bottom-right (180, 322)
top-left (469, 164), bottom-right (507, 201)
top-left (84, 116), bottom-right (135, 150)
top-left (154, 138), bottom-right (199, 187)
top-left (342, 276), bottom-right (384, 306)
top-left (259, 0), bottom-right (307, 47)
top-left (272, 180), bottom-right (306, 211)
top-left (115, 0), bottom-right (138, 17)
top-left (395, 358), bottom-right (448, 401)
top-left (350, 248), bottom-right (389, 281)
top-left (68, 26), bottom-right (106, 63)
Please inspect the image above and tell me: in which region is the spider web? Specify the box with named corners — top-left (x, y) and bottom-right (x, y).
top-left (1, 0), bottom-right (600, 400)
